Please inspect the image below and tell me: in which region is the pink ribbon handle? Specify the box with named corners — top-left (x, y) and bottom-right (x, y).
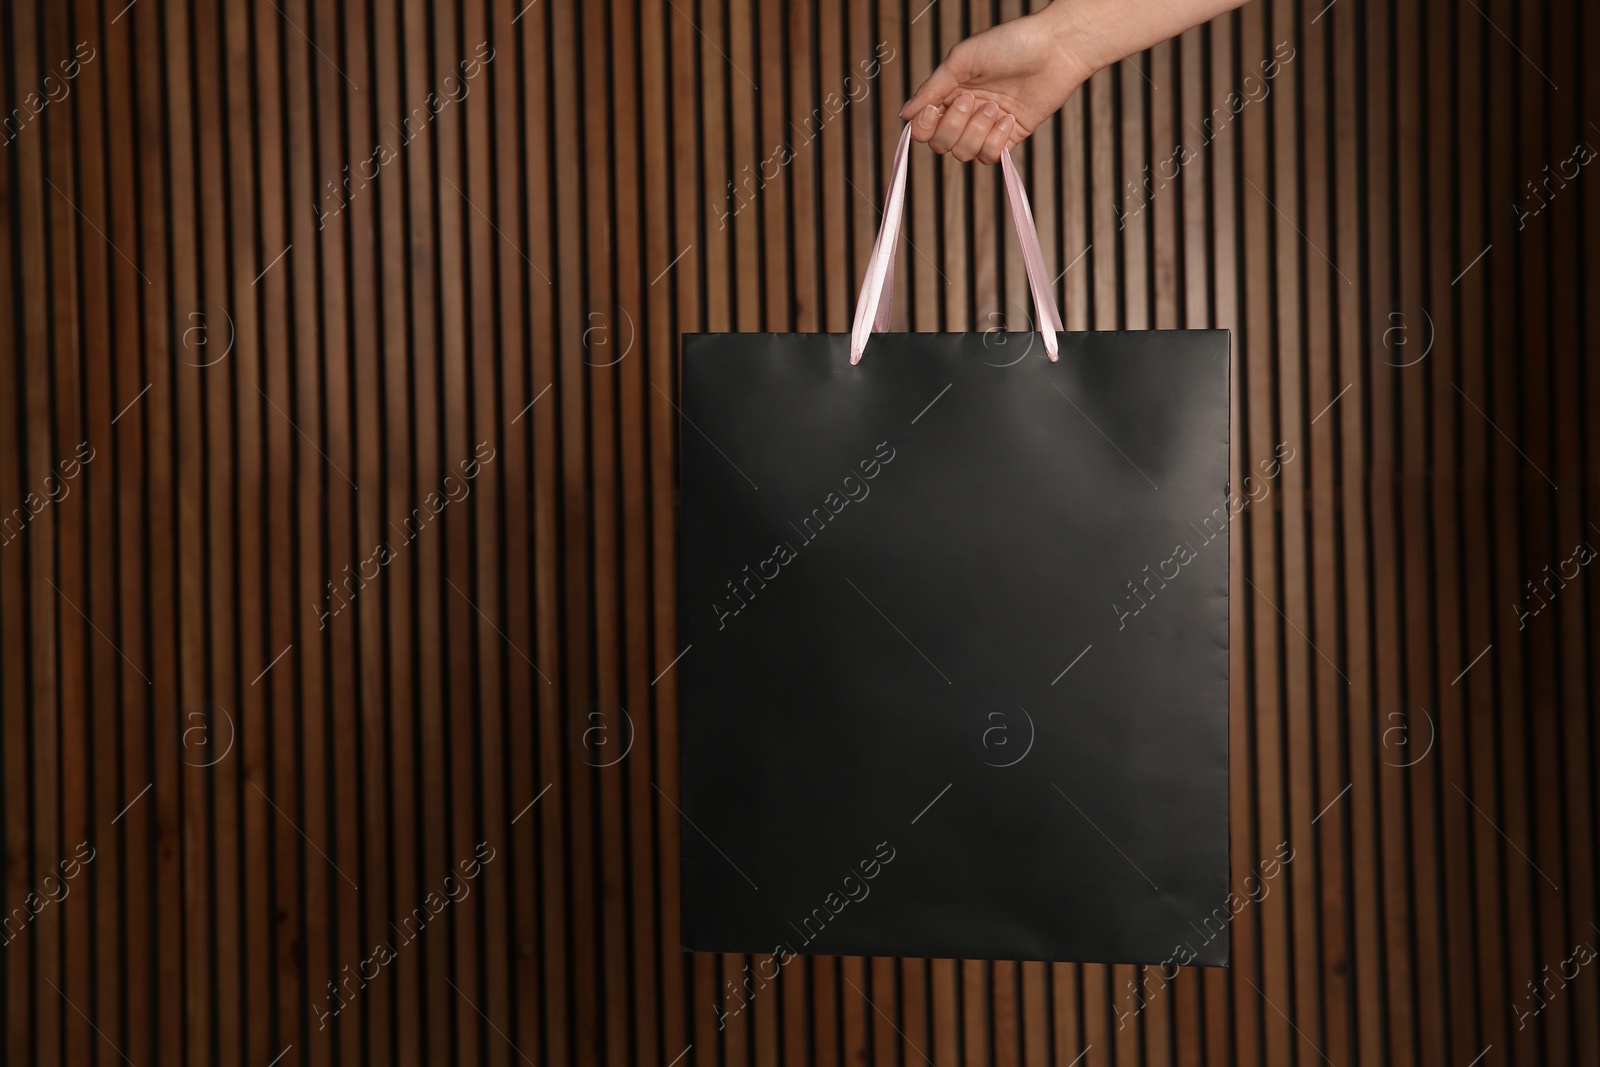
top-left (850, 123), bottom-right (1065, 365)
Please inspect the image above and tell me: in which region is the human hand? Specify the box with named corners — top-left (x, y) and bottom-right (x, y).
top-left (899, 0), bottom-right (1250, 164)
top-left (898, 10), bottom-right (1092, 164)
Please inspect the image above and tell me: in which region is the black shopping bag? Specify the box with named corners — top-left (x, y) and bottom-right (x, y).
top-left (675, 125), bottom-right (1230, 967)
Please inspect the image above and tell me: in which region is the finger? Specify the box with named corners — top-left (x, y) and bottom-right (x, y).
top-left (978, 114), bottom-right (1016, 165)
top-left (952, 101), bottom-right (1001, 162)
top-left (909, 103), bottom-right (942, 144)
top-left (927, 93), bottom-right (976, 154)
top-left (900, 65), bottom-right (960, 121)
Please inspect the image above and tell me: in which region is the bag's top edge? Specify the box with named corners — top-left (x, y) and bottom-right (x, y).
top-left (681, 327), bottom-right (1228, 343)
top-left (682, 329), bottom-right (1230, 339)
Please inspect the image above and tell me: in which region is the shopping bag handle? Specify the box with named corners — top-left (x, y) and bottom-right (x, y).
top-left (850, 123), bottom-right (1065, 365)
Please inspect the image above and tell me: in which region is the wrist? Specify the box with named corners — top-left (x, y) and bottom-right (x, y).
top-left (1041, 0), bottom-right (1118, 83)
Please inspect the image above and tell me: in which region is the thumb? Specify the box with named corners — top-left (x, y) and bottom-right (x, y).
top-left (899, 64), bottom-right (961, 120)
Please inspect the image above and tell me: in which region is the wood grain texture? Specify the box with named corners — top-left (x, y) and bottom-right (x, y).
top-left (0, 1), bottom-right (1592, 1064)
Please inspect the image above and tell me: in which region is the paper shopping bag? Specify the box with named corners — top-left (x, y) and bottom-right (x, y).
top-left (674, 125), bottom-right (1230, 967)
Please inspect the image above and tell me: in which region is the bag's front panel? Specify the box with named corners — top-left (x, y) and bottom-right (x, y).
top-left (678, 330), bottom-right (1229, 966)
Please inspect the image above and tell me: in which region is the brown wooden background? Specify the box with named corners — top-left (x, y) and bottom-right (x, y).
top-left (2, 0), bottom-right (1597, 1064)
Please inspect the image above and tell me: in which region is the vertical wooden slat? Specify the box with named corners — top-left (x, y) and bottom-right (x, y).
top-left (158, 0), bottom-right (211, 1059)
top-left (1331, 4), bottom-right (1382, 1067)
top-left (1485, 1), bottom-right (1538, 1063)
top-left (1300, 3), bottom-right (1353, 1064)
top-left (1118, 45), bottom-right (1149, 334)
top-left (1517, 6), bottom-right (1568, 1067)
top-left (1267, 27), bottom-right (1306, 1067)
top-left (1396, 0), bottom-right (1452, 1062)
top-left (311, 0), bottom-right (365, 1062)
top-left (1584, 4), bottom-right (1600, 1057)
top-left (1238, 0), bottom-right (1287, 1063)
top-left (465, 0), bottom-right (511, 1064)
top-left (552, 0), bottom-right (600, 1062)
top-left (519, 1), bottom-right (565, 1064)
top-left (18, 2), bottom-right (59, 1063)
top-left (189, 0), bottom-right (242, 1060)
top-left (127, 0), bottom-right (186, 1059)
top-left (1457, 0), bottom-right (1508, 1059)
top-left (40, 3), bottom-right (90, 1067)
top-left (578, 0), bottom-right (631, 1061)
top-left (0, 9), bottom-right (27, 1042)
top-left (60, 6), bottom-right (124, 1066)
top-left (248, 0), bottom-right (302, 1060)
top-left (646, 0), bottom-right (688, 1063)
top-left (281, 1), bottom-right (334, 1063)
top-left (434, 0), bottom-right (477, 1060)
top-left (1060, 29), bottom-right (1090, 336)
top-left (1265, 7), bottom-right (1327, 1067)
top-left (908, 3), bottom-right (940, 336)
top-left (1425, 8), bottom-right (1476, 1065)
top-left (338, 0), bottom-right (388, 1062)
top-left (371, 2), bottom-right (418, 1061)
top-left (1366, 89), bottom-right (1406, 1067)
top-left (488, 0), bottom-right (537, 1058)
top-left (222, 0), bottom-right (274, 1060)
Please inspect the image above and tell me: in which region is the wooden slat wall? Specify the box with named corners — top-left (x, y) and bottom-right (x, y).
top-left (1, 0), bottom-right (1594, 1064)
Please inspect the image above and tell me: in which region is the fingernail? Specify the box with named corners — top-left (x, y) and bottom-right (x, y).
top-left (954, 93), bottom-right (974, 113)
top-left (999, 115), bottom-right (1015, 132)
top-left (919, 105), bottom-right (938, 128)
top-left (981, 101), bottom-right (999, 118)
